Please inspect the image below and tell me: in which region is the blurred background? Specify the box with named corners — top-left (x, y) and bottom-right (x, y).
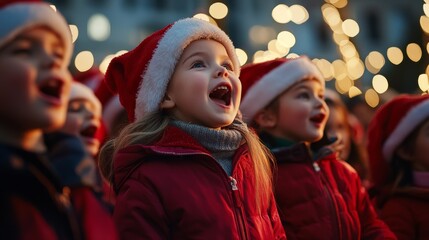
top-left (50, 0), bottom-right (428, 108)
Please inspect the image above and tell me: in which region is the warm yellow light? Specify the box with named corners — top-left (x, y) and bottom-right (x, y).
top-left (406, 43), bottom-right (422, 62)
top-left (387, 47), bottom-right (403, 65)
top-left (424, 4), bottom-right (429, 17)
top-left (332, 59), bottom-right (347, 80)
top-left (272, 4), bottom-right (291, 24)
top-left (290, 5), bottom-right (309, 24)
top-left (372, 75), bottom-right (389, 94)
top-left (69, 25), bottom-right (78, 43)
top-left (277, 31), bottom-right (296, 48)
top-left (209, 2), bottom-right (228, 20)
top-left (99, 54), bottom-right (114, 74)
top-left (346, 58), bottom-right (364, 80)
top-left (49, 5), bottom-right (57, 11)
top-left (332, 0), bottom-right (348, 8)
top-left (235, 48), bottom-right (248, 66)
top-left (333, 33), bottom-right (349, 46)
top-left (268, 40), bottom-right (288, 57)
top-left (88, 14), bottom-right (110, 41)
top-left (427, 65), bottom-right (429, 76)
top-left (342, 19), bottom-right (360, 37)
top-left (322, 5), bottom-right (342, 27)
top-left (420, 16), bottom-right (429, 34)
top-left (365, 51), bottom-right (385, 74)
top-left (418, 74), bottom-right (429, 92)
top-left (315, 59), bottom-right (334, 81)
top-left (335, 78), bottom-right (353, 94)
top-left (339, 42), bottom-right (357, 59)
top-left (286, 53), bottom-right (300, 59)
top-left (427, 42), bottom-right (429, 54)
top-left (249, 26), bottom-right (276, 45)
top-left (193, 13), bottom-right (210, 22)
top-left (252, 51), bottom-right (265, 63)
top-left (75, 51), bottom-right (94, 72)
top-left (348, 86), bottom-right (362, 98)
top-left (365, 89), bottom-right (380, 108)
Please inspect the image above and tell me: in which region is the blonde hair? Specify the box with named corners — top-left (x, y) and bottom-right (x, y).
top-left (98, 111), bottom-right (275, 213)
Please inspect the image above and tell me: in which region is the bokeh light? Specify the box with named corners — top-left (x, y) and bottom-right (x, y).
top-left (387, 47), bottom-right (403, 65)
top-left (235, 48), bottom-right (248, 66)
top-left (406, 43), bottom-right (422, 62)
top-left (365, 89), bottom-right (380, 108)
top-left (75, 51), bottom-right (94, 72)
top-left (418, 74), bottom-right (429, 92)
top-left (290, 5), bottom-right (309, 24)
top-left (348, 86), bottom-right (362, 98)
top-left (342, 19), bottom-right (360, 37)
top-left (69, 25), bottom-right (78, 43)
top-left (372, 75), bottom-right (389, 94)
top-left (88, 14), bottom-right (110, 41)
top-left (272, 4), bottom-right (291, 24)
top-left (209, 2), bottom-right (228, 20)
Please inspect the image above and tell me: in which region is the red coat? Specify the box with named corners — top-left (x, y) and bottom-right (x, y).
top-left (112, 126), bottom-right (286, 239)
top-left (379, 187), bottom-right (429, 240)
top-left (272, 143), bottom-right (396, 240)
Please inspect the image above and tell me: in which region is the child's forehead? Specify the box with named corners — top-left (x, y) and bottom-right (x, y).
top-left (287, 77), bottom-right (325, 92)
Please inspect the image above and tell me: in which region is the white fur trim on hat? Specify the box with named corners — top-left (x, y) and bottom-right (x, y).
top-left (383, 99), bottom-right (429, 161)
top-left (135, 18), bottom-right (240, 121)
top-left (0, 2), bottom-right (72, 66)
top-left (240, 57), bottom-right (324, 123)
top-left (70, 82), bottom-right (102, 116)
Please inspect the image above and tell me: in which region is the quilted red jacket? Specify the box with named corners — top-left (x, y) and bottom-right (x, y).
top-left (379, 187), bottom-right (429, 240)
top-left (112, 126), bottom-right (286, 240)
top-left (269, 142), bottom-right (396, 240)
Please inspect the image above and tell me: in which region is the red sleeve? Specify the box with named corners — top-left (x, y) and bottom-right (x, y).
top-left (355, 179), bottom-right (397, 240)
top-left (113, 178), bottom-right (169, 239)
top-left (380, 198), bottom-right (415, 240)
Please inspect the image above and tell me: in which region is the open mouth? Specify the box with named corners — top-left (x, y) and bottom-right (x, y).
top-left (209, 84), bottom-right (231, 106)
top-left (310, 113), bottom-right (325, 124)
top-left (80, 125), bottom-right (98, 139)
top-left (38, 78), bottom-right (63, 102)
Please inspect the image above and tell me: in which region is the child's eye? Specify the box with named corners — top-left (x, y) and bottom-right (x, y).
top-left (297, 92), bottom-right (310, 99)
top-left (68, 101), bottom-right (86, 113)
top-left (191, 60), bottom-right (206, 69)
top-left (222, 62), bottom-right (234, 71)
top-left (12, 47), bottom-right (33, 56)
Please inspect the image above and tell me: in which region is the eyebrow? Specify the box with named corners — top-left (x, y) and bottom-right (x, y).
top-left (13, 35), bottom-right (63, 49)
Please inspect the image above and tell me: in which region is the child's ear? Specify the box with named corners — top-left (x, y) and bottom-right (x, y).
top-left (254, 109), bottom-right (277, 128)
top-left (396, 146), bottom-right (413, 162)
top-left (160, 94), bottom-right (175, 109)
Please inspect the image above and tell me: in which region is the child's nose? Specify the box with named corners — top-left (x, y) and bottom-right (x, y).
top-left (216, 65), bottom-right (229, 78)
top-left (41, 52), bottom-right (61, 69)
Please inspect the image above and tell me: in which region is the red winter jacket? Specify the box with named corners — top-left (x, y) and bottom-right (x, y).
top-left (379, 187), bottom-right (429, 240)
top-left (112, 126), bottom-right (286, 240)
top-left (271, 143), bottom-right (396, 240)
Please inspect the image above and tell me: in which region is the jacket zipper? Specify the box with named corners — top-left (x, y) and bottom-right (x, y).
top-left (314, 162), bottom-right (342, 240)
top-left (230, 177), bottom-right (249, 240)
top-left (151, 148), bottom-right (250, 239)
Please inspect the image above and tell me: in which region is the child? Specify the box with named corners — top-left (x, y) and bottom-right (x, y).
top-left (367, 94), bottom-right (429, 240)
top-left (98, 18), bottom-right (286, 239)
top-left (53, 81), bottom-right (118, 240)
top-left (0, 0), bottom-right (80, 239)
top-left (325, 88), bottom-right (369, 186)
top-left (239, 57), bottom-right (396, 240)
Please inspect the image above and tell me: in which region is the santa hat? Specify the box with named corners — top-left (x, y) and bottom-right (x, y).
top-left (0, 0), bottom-right (73, 66)
top-left (104, 17), bottom-right (240, 122)
top-left (240, 56), bottom-right (324, 123)
top-left (367, 94), bottom-right (429, 188)
top-left (70, 81), bottom-right (102, 116)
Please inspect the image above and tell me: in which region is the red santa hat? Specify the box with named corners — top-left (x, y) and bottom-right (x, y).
top-left (0, 0), bottom-right (73, 66)
top-left (104, 17), bottom-right (240, 122)
top-left (239, 56), bottom-right (324, 123)
top-left (367, 94), bottom-right (429, 188)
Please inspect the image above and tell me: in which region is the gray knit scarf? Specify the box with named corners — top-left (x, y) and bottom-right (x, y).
top-left (171, 120), bottom-right (245, 175)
